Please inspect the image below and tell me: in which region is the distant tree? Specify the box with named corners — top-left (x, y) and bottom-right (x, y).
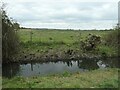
top-left (1, 4), bottom-right (19, 62)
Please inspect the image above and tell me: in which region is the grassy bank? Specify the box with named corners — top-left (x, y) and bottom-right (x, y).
top-left (2, 68), bottom-right (119, 88)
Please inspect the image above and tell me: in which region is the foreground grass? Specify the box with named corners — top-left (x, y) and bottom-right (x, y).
top-left (3, 68), bottom-right (119, 88)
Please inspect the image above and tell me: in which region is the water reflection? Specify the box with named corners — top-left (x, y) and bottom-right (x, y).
top-left (2, 58), bottom-right (118, 78)
top-left (31, 63), bottom-right (33, 71)
top-left (66, 61), bottom-right (73, 67)
top-left (77, 59), bottom-right (99, 70)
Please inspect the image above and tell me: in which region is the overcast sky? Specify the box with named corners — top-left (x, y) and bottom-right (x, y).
top-left (2, 0), bottom-right (120, 30)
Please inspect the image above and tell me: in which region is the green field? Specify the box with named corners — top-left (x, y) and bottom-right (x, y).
top-left (2, 68), bottom-right (119, 88)
top-left (19, 29), bottom-right (111, 43)
top-left (19, 29), bottom-right (104, 51)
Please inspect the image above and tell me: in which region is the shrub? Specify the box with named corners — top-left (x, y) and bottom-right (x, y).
top-left (80, 34), bottom-right (101, 51)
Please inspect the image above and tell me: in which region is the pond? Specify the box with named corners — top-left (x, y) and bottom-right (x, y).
top-left (2, 58), bottom-right (118, 78)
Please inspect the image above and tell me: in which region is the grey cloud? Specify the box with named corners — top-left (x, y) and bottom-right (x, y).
top-left (4, 0), bottom-right (118, 29)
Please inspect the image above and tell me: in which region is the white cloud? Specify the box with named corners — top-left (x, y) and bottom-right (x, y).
top-left (2, 0), bottom-right (119, 29)
top-left (21, 20), bottom-right (116, 30)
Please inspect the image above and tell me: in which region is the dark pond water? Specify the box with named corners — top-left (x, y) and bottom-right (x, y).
top-left (2, 58), bottom-right (118, 78)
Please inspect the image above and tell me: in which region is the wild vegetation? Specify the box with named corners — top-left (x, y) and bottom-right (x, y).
top-left (80, 34), bottom-right (101, 51)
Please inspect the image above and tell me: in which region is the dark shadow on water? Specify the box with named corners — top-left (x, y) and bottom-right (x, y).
top-left (2, 63), bottom-right (20, 78)
top-left (77, 59), bottom-right (99, 70)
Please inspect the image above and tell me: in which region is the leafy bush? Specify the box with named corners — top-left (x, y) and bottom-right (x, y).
top-left (80, 34), bottom-right (101, 51)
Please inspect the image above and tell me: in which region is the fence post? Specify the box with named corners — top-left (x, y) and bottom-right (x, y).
top-left (30, 30), bottom-right (33, 42)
